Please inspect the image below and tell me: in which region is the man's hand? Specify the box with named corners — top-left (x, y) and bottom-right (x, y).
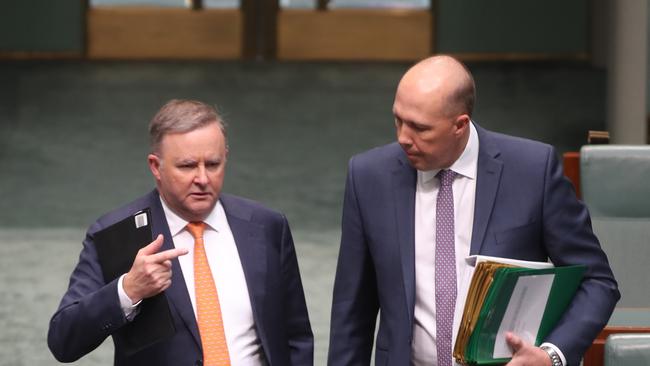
top-left (123, 234), bottom-right (188, 303)
top-left (505, 332), bottom-right (552, 366)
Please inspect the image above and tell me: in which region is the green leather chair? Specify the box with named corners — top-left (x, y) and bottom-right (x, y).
top-left (580, 145), bottom-right (650, 308)
top-left (604, 334), bottom-right (650, 366)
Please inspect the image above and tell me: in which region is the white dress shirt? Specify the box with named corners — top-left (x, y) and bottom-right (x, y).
top-left (119, 198), bottom-right (265, 366)
top-left (411, 122), bottom-right (479, 366)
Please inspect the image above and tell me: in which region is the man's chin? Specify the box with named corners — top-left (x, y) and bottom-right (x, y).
top-left (406, 156), bottom-right (429, 170)
top-left (184, 200), bottom-right (217, 220)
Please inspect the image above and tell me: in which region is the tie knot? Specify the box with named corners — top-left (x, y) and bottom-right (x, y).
top-left (436, 169), bottom-right (456, 187)
top-left (186, 222), bottom-right (206, 239)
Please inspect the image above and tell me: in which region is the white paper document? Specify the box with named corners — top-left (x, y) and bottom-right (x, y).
top-left (492, 273), bottom-right (555, 358)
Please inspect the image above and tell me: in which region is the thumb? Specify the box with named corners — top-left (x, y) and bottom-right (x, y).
top-left (506, 332), bottom-right (523, 353)
top-left (139, 234), bottom-right (164, 256)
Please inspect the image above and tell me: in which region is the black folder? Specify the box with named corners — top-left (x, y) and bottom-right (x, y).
top-left (94, 208), bottom-right (175, 355)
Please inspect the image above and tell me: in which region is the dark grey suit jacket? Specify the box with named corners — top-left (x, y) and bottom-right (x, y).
top-left (49, 190), bottom-right (313, 366)
top-left (328, 125), bottom-right (619, 366)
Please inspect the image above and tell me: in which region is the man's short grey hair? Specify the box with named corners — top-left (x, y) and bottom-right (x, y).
top-left (149, 99), bottom-right (227, 154)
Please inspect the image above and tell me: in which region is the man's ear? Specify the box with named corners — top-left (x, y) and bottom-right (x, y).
top-left (454, 114), bottom-right (470, 134)
top-left (148, 154), bottom-right (162, 181)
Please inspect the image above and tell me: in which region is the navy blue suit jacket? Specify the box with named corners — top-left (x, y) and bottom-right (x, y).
top-left (328, 125), bottom-right (619, 366)
top-left (48, 190), bottom-right (313, 366)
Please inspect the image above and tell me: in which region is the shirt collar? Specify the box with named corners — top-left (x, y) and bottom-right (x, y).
top-left (419, 121), bottom-right (480, 184)
top-left (159, 196), bottom-right (225, 236)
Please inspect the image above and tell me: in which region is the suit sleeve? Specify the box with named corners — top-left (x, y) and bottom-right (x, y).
top-left (279, 215), bottom-right (315, 366)
top-left (540, 147), bottom-right (620, 366)
top-left (328, 157), bottom-right (380, 365)
top-left (47, 229), bottom-right (129, 362)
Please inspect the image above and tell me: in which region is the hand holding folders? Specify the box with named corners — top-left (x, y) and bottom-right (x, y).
top-left (453, 256), bottom-right (585, 365)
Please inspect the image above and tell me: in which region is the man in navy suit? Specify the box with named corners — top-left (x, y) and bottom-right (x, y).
top-left (328, 56), bottom-right (619, 366)
top-left (48, 99), bottom-right (313, 365)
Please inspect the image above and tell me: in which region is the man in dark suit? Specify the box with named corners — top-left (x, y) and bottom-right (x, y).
top-left (328, 56), bottom-right (619, 366)
top-left (48, 99), bottom-right (313, 366)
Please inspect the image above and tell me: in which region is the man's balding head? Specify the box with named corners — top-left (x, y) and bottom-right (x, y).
top-left (392, 55), bottom-right (475, 171)
top-left (398, 55), bottom-right (476, 118)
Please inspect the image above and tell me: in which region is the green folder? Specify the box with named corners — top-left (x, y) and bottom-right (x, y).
top-left (462, 264), bottom-right (586, 365)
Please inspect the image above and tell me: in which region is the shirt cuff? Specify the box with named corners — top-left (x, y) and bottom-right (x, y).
top-left (117, 274), bottom-right (142, 321)
top-left (540, 342), bottom-right (567, 366)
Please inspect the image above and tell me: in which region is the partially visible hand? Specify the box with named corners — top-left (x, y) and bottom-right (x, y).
top-left (505, 332), bottom-right (552, 366)
top-left (123, 234), bottom-right (188, 303)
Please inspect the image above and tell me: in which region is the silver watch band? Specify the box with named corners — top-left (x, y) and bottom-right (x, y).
top-left (540, 345), bottom-right (563, 366)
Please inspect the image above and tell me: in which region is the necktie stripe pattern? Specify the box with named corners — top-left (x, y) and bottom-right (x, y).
top-left (187, 222), bottom-right (231, 366)
top-left (435, 169), bottom-right (457, 366)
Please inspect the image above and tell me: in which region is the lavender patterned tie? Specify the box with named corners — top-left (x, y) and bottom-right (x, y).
top-left (435, 169), bottom-right (457, 366)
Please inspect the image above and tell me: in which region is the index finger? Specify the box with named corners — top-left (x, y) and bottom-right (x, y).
top-left (150, 247), bottom-right (189, 263)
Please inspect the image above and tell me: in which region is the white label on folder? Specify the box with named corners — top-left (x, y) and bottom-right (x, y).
top-left (134, 212), bottom-right (148, 228)
top-left (493, 274), bottom-right (555, 358)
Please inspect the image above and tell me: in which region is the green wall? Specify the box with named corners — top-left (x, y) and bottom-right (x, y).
top-left (436, 0), bottom-right (588, 54)
top-left (0, 0), bottom-right (84, 53)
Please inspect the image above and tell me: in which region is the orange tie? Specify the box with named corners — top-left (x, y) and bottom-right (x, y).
top-left (186, 222), bottom-right (231, 366)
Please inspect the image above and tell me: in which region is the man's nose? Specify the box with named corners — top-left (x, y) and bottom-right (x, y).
top-left (194, 165), bottom-right (209, 185)
top-left (397, 125), bottom-right (412, 146)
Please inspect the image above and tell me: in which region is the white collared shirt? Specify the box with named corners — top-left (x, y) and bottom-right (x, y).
top-left (119, 198), bottom-right (265, 365)
top-left (162, 198), bottom-right (265, 366)
top-left (411, 123), bottom-right (479, 366)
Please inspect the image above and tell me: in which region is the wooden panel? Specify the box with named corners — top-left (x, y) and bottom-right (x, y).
top-left (241, 0), bottom-right (279, 59)
top-left (278, 9), bottom-right (431, 61)
top-left (87, 7), bottom-right (241, 59)
top-left (563, 151), bottom-right (581, 199)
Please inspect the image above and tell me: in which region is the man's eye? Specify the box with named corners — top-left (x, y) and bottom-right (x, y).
top-left (206, 162), bottom-right (221, 170)
top-left (406, 121), bottom-right (425, 132)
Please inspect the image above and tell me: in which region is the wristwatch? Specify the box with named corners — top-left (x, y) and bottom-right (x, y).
top-left (540, 345), bottom-right (563, 366)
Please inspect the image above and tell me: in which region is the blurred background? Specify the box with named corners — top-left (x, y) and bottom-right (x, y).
top-left (1, 1), bottom-right (649, 365)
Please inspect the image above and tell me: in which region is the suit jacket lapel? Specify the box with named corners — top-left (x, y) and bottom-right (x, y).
top-left (471, 126), bottom-right (503, 254)
top-left (220, 195), bottom-right (270, 354)
top-left (392, 153), bottom-right (417, 326)
top-left (148, 190), bottom-right (203, 349)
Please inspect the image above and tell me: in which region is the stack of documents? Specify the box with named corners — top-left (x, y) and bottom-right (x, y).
top-left (453, 256), bottom-right (585, 365)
